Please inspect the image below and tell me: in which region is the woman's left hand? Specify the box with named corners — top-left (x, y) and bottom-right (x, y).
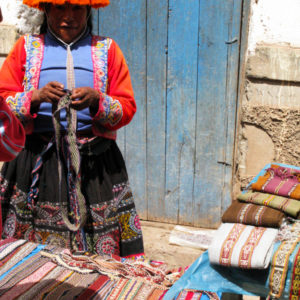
top-left (70, 87), bottom-right (100, 111)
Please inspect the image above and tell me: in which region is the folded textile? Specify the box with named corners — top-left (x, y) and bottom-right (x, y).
top-left (251, 164), bottom-right (300, 199)
top-left (221, 201), bottom-right (285, 227)
top-left (289, 245), bottom-right (300, 300)
top-left (277, 217), bottom-right (300, 242)
top-left (268, 220), bottom-right (300, 299)
top-left (208, 223), bottom-right (278, 269)
top-left (238, 191), bottom-right (300, 218)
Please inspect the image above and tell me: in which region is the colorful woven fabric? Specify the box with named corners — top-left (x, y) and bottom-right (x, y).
top-left (208, 223), bottom-right (278, 269)
top-left (175, 290), bottom-right (220, 300)
top-left (40, 249), bottom-right (179, 288)
top-left (251, 164), bottom-right (300, 200)
top-left (268, 220), bottom-right (300, 299)
top-left (0, 261), bottom-right (57, 300)
top-left (289, 245), bottom-right (300, 300)
top-left (221, 201), bottom-right (284, 228)
top-left (238, 191), bottom-right (300, 218)
top-left (0, 238), bottom-right (209, 299)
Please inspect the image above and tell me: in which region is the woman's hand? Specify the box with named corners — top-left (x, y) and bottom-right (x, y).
top-left (31, 81), bottom-right (66, 112)
top-left (70, 87), bottom-right (100, 111)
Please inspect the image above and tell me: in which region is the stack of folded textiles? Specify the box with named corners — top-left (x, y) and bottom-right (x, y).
top-left (208, 163), bottom-right (300, 299)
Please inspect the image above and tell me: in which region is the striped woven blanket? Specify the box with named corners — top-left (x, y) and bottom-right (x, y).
top-left (251, 164), bottom-right (300, 199)
top-left (0, 238), bottom-right (218, 300)
top-left (268, 219), bottom-right (300, 300)
top-left (208, 223), bottom-right (278, 269)
top-left (238, 191), bottom-right (300, 218)
top-left (221, 201), bottom-right (284, 227)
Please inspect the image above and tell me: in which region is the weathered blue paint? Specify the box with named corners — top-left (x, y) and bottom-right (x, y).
top-left (193, 0), bottom-right (244, 228)
top-left (146, 0), bottom-right (168, 221)
top-left (95, 0), bottom-right (247, 227)
top-left (165, 0), bottom-right (199, 225)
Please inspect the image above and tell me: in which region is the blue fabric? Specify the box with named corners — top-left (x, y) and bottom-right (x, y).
top-left (164, 251), bottom-right (268, 299)
top-left (35, 31), bottom-right (95, 132)
top-left (0, 244), bottom-right (45, 281)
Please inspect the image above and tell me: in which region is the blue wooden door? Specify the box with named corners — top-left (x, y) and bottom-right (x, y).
top-left (95, 0), bottom-right (247, 228)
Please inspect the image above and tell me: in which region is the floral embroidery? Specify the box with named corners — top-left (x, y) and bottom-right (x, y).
top-left (5, 35), bottom-right (44, 130)
top-left (3, 211), bottom-right (17, 238)
top-left (92, 36), bottom-right (108, 94)
top-left (99, 95), bottom-right (123, 126)
top-left (92, 36), bottom-right (123, 130)
top-left (24, 35), bottom-right (44, 91)
top-left (1, 176), bottom-right (142, 256)
top-left (95, 232), bottom-right (120, 256)
top-left (119, 211), bottom-right (142, 242)
top-left (6, 91), bottom-right (33, 126)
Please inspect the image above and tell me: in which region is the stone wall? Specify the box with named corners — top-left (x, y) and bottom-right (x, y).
top-left (234, 44), bottom-right (300, 195)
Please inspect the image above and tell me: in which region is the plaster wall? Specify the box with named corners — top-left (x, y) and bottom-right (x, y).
top-left (248, 0), bottom-right (300, 54)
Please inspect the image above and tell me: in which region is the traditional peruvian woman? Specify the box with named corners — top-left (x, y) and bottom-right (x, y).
top-left (0, 0), bottom-right (145, 258)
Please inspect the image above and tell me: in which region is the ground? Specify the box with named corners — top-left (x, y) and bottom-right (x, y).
top-left (140, 220), bottom-right (202, 268)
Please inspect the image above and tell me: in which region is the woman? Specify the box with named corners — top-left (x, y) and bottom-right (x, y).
top-left (0, 0), bottom-right (144, 258)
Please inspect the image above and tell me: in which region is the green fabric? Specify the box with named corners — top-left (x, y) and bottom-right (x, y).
top-left (238, 191), bottom-right (300, 218)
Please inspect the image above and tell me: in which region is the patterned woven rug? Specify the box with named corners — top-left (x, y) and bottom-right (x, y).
top-left (0, 238), bottom-right (219, 300)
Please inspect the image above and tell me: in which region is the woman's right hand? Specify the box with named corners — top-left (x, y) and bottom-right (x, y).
top-left (31, 81), bottom-right (66, 112)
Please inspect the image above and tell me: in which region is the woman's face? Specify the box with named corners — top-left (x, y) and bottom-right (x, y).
top-left (46, 3), bottom-right (88, 44)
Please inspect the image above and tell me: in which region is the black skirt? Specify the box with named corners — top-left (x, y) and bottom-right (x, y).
top-left (0, 134), bottom-right (144, 257)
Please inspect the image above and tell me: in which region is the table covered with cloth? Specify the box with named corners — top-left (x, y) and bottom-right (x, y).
top-left (165, 163), bottom-right (300, 300)
top-left (0, 238), bottom-right (220, 300)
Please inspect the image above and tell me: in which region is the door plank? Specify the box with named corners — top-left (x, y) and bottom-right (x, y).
top-left (165, 0), bottom-right (199, 224)
top-left (146, 0), bottom-right (169, 221)
top-left (193, 0), bottom-right (242, 227)
top-left (222, 0), bottom-right (243, 214)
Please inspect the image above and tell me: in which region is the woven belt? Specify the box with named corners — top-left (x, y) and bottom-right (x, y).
top-left (52, 92), bottom-right (87, 232)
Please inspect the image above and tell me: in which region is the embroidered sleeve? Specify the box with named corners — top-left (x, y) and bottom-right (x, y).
top-left (0, 36), bottom-right (36, 133)
top-left (92, 38), bottom-right (136, 132)
top-left (0, 98), bottom-right (25, 161)
top-left (5, 91), bottom-right (34, 131)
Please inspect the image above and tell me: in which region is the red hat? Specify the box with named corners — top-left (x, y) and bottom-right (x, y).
top-left (23, 0), bottom-right (110, 9)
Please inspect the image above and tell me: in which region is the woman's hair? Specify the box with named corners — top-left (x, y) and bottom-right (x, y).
top-left (39, 5), bottom-right (93, 34)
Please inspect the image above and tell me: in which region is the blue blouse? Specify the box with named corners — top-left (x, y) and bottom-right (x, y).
top-left (34, 30), bottom-right (94, 132)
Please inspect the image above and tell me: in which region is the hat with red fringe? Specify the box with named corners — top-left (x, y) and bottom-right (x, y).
top-left (23, 0), bottom-right (110, 9)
